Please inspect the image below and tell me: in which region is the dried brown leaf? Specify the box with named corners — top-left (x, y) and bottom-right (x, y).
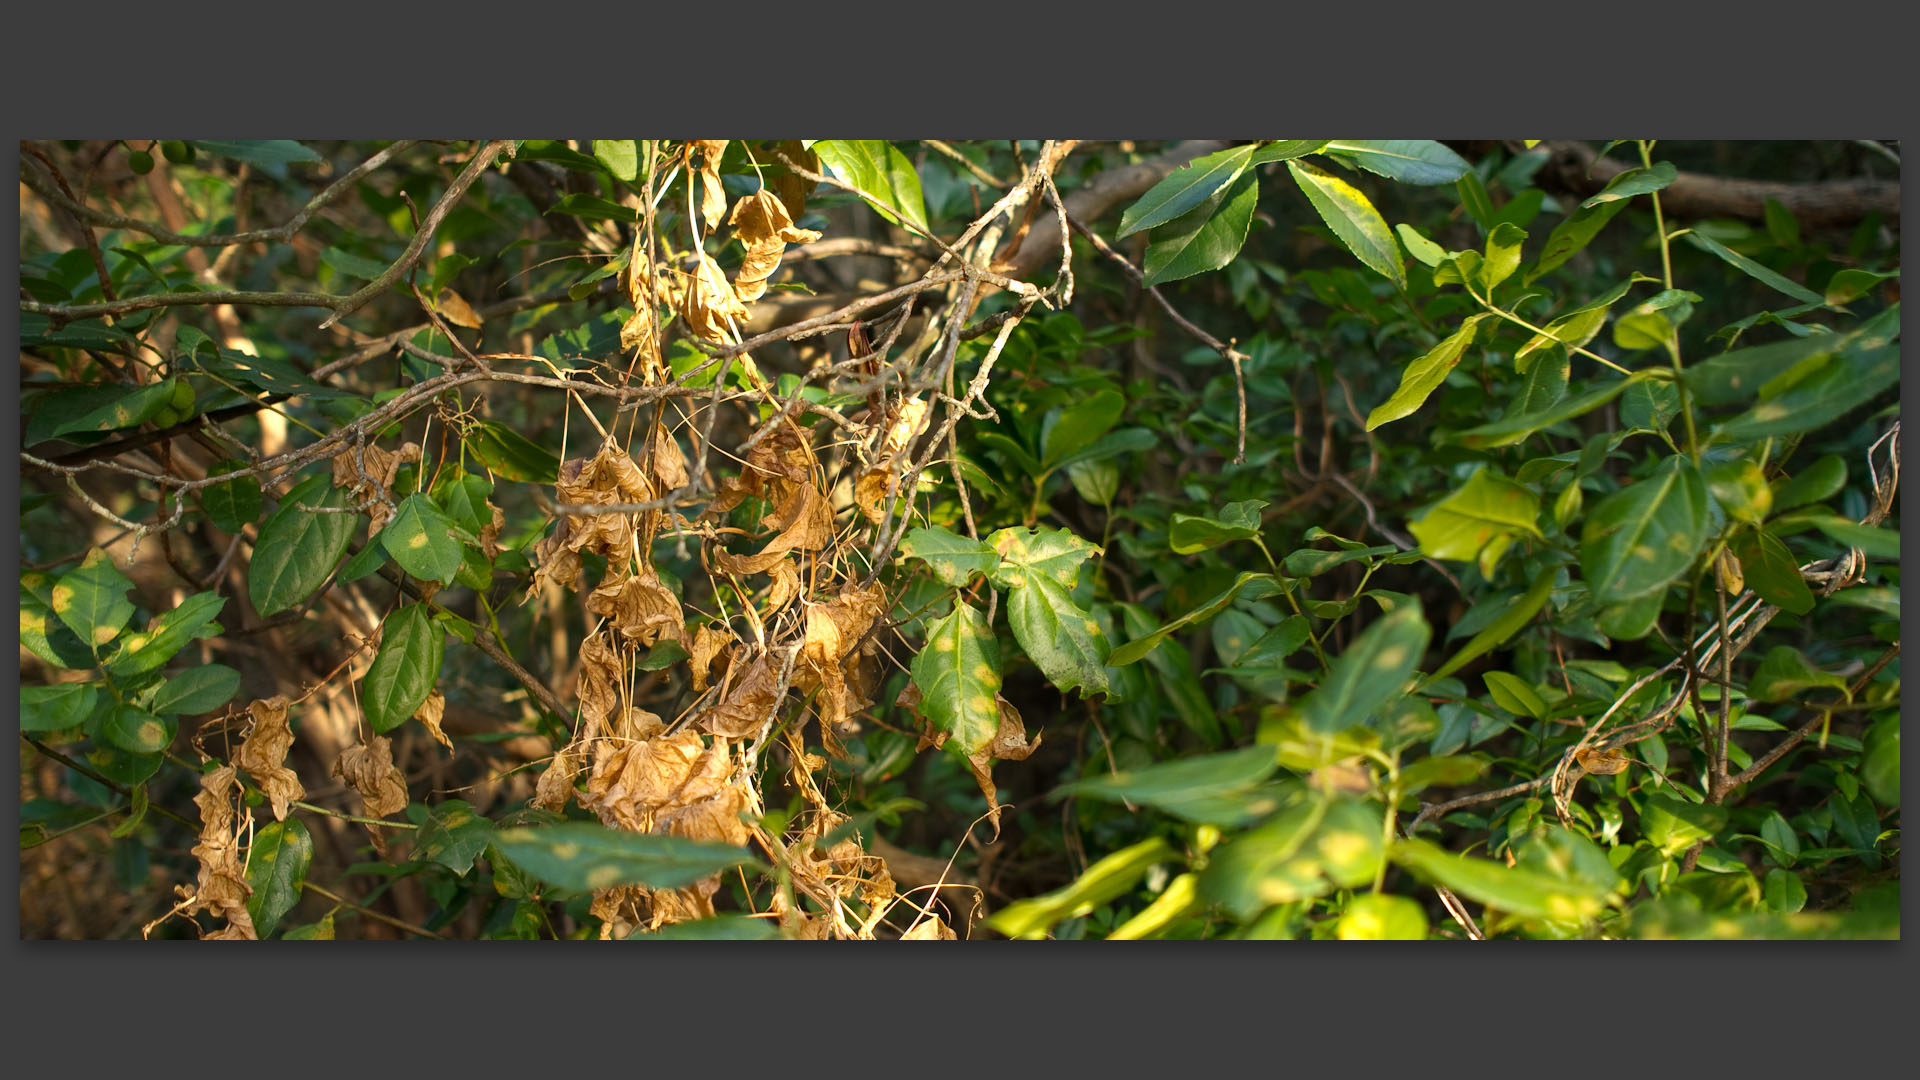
top-left (575, 630), bottom-right (624, 732)
top-left (435, 287), bottom-right (484, 329)
top-left (1576, 748), bottom-right (1633, 776)
top-left (902, 915), bottom-right (957, 940)
top-left (701, 652), bottom-right (783, 738)
top-left (692, 140), bottom-right (730, 234)
top-left (687, 625), bottom-right (736, 694)
top-left (586, 566), bottom-right (686, 647)
top-left (414, 689), bottom-right (452, 752)
top-left (578, 730), bottom-right (732, 833)
top-left (649, 424), bottom-right (689, 492)
top-left (681, 251), bottom-right (750, 343)
top-left (853, 467), bottom-right (893, 524)
top-left (186, 764), bottom-right (257, 939)
top-left (532, 743), bottom-right (582, 813)
top-left (965, 696), bottom-right (1042, 839)
top-left (333, 735), bottom-right (409, 818)
top-left (332, 441), bottom-right (422, 534)
top-left (765, 558), bottom-right (802, 614)
top-left (233, 696), bottom-right (303, 821)
top-left (772, 140), bottom-right (819, 220)
top-left (479, 502), bottom-right (505, 560)
top-left (727, 189), bottom-right (821, 303)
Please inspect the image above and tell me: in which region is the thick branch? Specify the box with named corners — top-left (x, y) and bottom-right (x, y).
top-left (1537, 141), bottom-right (1900, 228)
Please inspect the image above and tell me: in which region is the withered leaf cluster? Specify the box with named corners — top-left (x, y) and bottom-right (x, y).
top-left (182, 765), bottom-right (256, 940)
top-left (332, 441), bottom-right (421, 534)
top-left (233, 696), bottom-right (303, 821)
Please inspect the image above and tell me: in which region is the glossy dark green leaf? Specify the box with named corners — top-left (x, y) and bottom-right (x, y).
top-left (1747, 646), bottom-right (1849, 704)
top-left (1107, 572), bottom-right (1283, 667)
top-left (1007, 573), bottom-right (1110, 698)
top-left (1727, 529), bottom-right (1814, 615)
top-left (20, 683), bottom-right (99, 733)
top-left (1525, 199), bottom-right (1628, 284)
top-left (909, 603), bottom-right (1001, 755)
top-left (362, 603), bottom-right (445, 734)
top-left (1049, 427), bottom-right (1157, 471)
top-left (1682, 232), bottom-right (1823, 305)
top-left (812, 140), bottom-right (930, 235)
top-left (1408, 469), bottom-right (1541, 580)
top-left (51, 378), bottom-right (178, 438)
top-left (189, 140), bottom-right (321, 165)
top-left (245, 818), bottom-right (313, 938)
top-left (1510, 345), bottom-right (1570, 413)
top-left (1580, 454), bottom-right (1712, 604)
top-left (1366, 314), bottom-right (1489, 430)
top-left (1760, 810), bottom-right (1801, 868)
top-left (413, 800), bottom-right (496, 874)
top-left (1288, 159), bottom-right (1405, 289)
top-left (1595, 589), bottom-right (1664, 642)
top-left (1582, 162), bottom-right (1677, 207)
top-left (1715, 345), bottom-right (1898, 442)
top-left (1808, 516), bottom-right (1900, 561)
top-left (1639, 794), bottom-right (1728, 857)
top-left (1620, 379), bottom-right (1682, 433)
top-left (1456, 171), bottom-right (1495, 230)
top-left (1457, 374), bottom-right (1651, 448)
top-left (1323, 140), bottom-right (1470, 185)
top-left (105, 592), bottom-right (225, 677)
top-left (1763, 868), bottom-right (1808, 914)
top-left (250, 474), bottom-right (358, 616)
top-left (1770, 455), bottom-right (1846, 513)
top-left (202, 461), bottom-right (263, 533)
top-left (900, 526), bottom-right (1001, 587)
top-left (1168, 499), bottom-right (1267, 554)
top-left (1118, 144), bottom-right (1256, 238)
top-left (19, 599), bottom-right (97, 670)
top-left (431, 469), bottom-right (494, 534)
top-left (101, 705), bottom-right (175, 755)
top-left (381, 493), bottom-right (465, 584)
top-left (195, 348), bottom-right (355, 401)
top-left (1428, 567), bottom-right (1556, 683)
top-left (1483, 671), bottom-right (1547, 720)
top-left (467, 419), bottom-right (560, 483)
top-left (51, 548), bottom-right (136, 651)
top-left (1042, 389), bottom-right (1125, 466)
top-left (150, 664), bottom-right (242, 716)
top-left (1142, 174), bottom-right (1260, 287)
top-left (338, 539), bottom-right (390, 584)
top-left (493, 823), bottom-right (760, 893)
top-left (1298, 602), bottom-right (1430, 734)
top-left (1056, 745), bottom-right (1283, 825)
top-left (1860, 714), bottom-right (1898, 810)
top-left (546, 193), bottom-right (637, 222)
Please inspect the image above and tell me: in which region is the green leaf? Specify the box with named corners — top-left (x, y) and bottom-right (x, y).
top-left (1483, 670), bottom-right (1547, 720)
top-left (1007, 573), bottom-right (1110, 698)
top-left (1824, 267), bottom-right (1898, 307)
top-left (20, 683), bottom-right (99, 733)
top-left (1065, 459), bottom-right (1119, 506)
top-left (546, 193), bottom-right (637, 222)
top-left (467, 419), bottom-right (560, 483)
top-left (1365, 315), bottom-right (1489, 430)
top-left (1526, 199), bottom-right (1629, 284)
top-left (1763, 868), bottom-right (1808, 914)
top-left (1429, 568), bottom-right (1555, 683)
top-left (150, 664), bottom-right (242, 716)
top-left (909, 603), bottom-right (1002, 755)
top-left (202, 461), bottom-right (263, 533)
top-left (1682, 232), bottom-right (1824, 305)
top-left (1337, 893), bottom-right (1430, 940)
top-left (1809, 517), bottom-right (1899, 561)
top-left (1297, 602), bottom-right (1430, 734)
top-left (1760, 810), bottom-right (1802, 868)
top-left (320, 245), bottom-right (390, 281)
top-left (493, 823), bottom-right (760, 893)
top-left (1479, 223), bottom-right (1529, 293)
top-left (1118, 145), bottom-right (1255, 238)
top-left (188, 140), bottom-right (321, 166)
top-left (1287, 159), bottom-right (1405, 289)
top-left (1395, 224), bottom-right (1447, 268)
top-left (1581, 162), bottom-right (1678, 207)
top-left (1515, 280), bottom-right (1634, 363)
top-left (50, 548), bottom-right (137, 652)
top-left (1683, 334), bottom-right (1848, 408)
top-left (1107, 572), bottom-right (1283, 668)
top-left (1142, 174), bottom-right (1260, 287)
top-left (1861, 714), bottom-right (1899, 810)
top-left (1390, 835), bottom-right (1614, 923)
top-left (592, 140), bottom-right (639, 182)
top-left (1408, 469), bottom-right (1541, 579)
top-left (20, 598), bottom-right (98, 670)
top-left (380, 493), bottom-right (465, 584)
top-left (1456, 171), bottom-right (1495, 230)
top-left (338, 538), bottom-right (390, 584)
top-left (194, 349), bottom-right (355, 401)
top-left (1510, 346), bottom-right (1570, 412)
top-left (101, 705), bottom-right (175, 755)
top-left (987, 837), bottom-right (1176, 939)
top-left (1050, 427), bottom-right (1156, 472)
top-left (1621, 379), bottom-right (1682, 433)
top-left (1580, 454), bottom-right (1712, 604)
top-left (1168, 499), bottom-right (1267, 555)
top-left (362, 603), bottom-right (445, 735)
top-left (1042, 389), bottom-right (1124, 465)
top-left (1397, 753), bottom-right (1488, 797)
top-left (245, 819), bottom-right (313, 938)
top-left (249, 474), bottom-right (358, 616)
top-left (1247, 140), bottom-right (1330, 166)
top-left (900, 526), bottom-right (1001, 586)
top-left (413, 800), bottom-right (495, 875)
top-left (1639, 794), bottom-right (1728, 857)
top-left (1727, 529), bottom-right (1814, 615)
top-left (1322, 140), bottom-right (1470, 186)
top-left (1713, 345), bottom-right (1899, 441)
top-left (986, 525), bottom-right (1099, 590)
top-left (1596, 589), bottom-right (1664, 642)
top-left (1055, 745), bottom-right (1283, 825)
top-left (105, 592), bottom-right (225, 677)
top-left (1770, 455), bottom-right (1846, 514)
top-left (812, 140), bottom-right (930, 236)
top-left (1280, 544), bottom-right (1393, 578)
top-left (431, 469), bottom-right (494, 534)
top-left (1747, 646), bottom-right (1849, 704)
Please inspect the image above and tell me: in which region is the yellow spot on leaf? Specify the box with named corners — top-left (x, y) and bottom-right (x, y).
top-left (138, 720), bottom-right (165, 747)
top-left (587, 864), bottom-right (623, 890)
top-left (1632, 544), bottom-right (1657, 562)
top-left (1374, 645), bottom-right (1407, 670)
top-left (408, 531), bottom-right (429, 549)
top-left (550, 843), bottom-right (580, 860)
top-left (50, 585), bottom-right (74, 613)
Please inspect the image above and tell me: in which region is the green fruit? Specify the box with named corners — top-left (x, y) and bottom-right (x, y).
top-left (169, 378), bottom-right (195, 412)
top-left (161, 140), bottom-right (194, 165)
top-left (128, 149), bottom-right (154, 175)
top-left (152, 406), bottom-right (183, 428)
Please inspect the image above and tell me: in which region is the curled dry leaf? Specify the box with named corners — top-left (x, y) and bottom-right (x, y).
top-left (574, 630), bottom-right (624, 733)
top-left (554, 439), bottom-right (656, 558)
top-left (414, 689), bottom-right (452, 752)
top-left (1576, 748), bottom-right (1633, 776)
top-left (332, 441), bottom-right (422, 534)
top-left (585, 566), bottom-right (686, 647)
top-left (965, 695), bottom-right (1042, 837)
top-left (590, 885), bottom-right (643, 940)
top-left (772, 140), bottom-right (818, 220)
top-left (435, 287), bottom-right (484, 329)
top-left (728, 188), bottom-right (822, 303)
top-left (479, 502), bottom-right (505, 560)
top-left (680, 251), bottom-right (750, 343)
top-left (1716, 549), bottom-right (1745, 596)
top-left (881, 397), bottom-right (931, 459)
top-left (901, 915), bottom-right (957, 940)
top-left (333, 734), bottom-right (409, 818)
top-left (687, 623), bottom-right (736, 693)
top-left (765, 558), bottom-right (803, 614)
top-left (577, 728), bottom-right (731, 832)
top-left (853, 466), bottom-right (895, 524)
top-left (185, 764), bottom-right (256, 939)
top-left (701, 651), bottom-right (784, 738)
top-left (233, 695), bottom-right (303, 821)
top-left (531, 742), bottom-right (583, 813)
top-left (691, 140), bottom-right (730, 235)
top-left (649, 424), bottom-right (689, 492)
